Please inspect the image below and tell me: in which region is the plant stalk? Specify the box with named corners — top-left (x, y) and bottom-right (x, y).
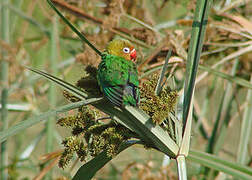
top-left (237, 75), bottom-right (252, 164)
top-left (45, 15), bottom-right (58, 179)
top-left (0, 1), bottom-right (10, 180)
top-left (180, 0), bottom-right (213, 156)
top-left (47, 0), bottom-right (103, 57)
top-left (176, 155), bottom-right (187, 180)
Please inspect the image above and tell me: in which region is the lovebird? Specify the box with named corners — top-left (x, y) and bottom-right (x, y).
top-left (97, 39), bottom-right (140, 107)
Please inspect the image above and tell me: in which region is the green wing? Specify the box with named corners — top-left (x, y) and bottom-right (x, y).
top-left (97, 54), bottom-right (139, 107)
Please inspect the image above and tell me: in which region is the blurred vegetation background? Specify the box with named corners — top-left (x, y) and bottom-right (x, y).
top-left (0, 0), bottom-right (252, 179)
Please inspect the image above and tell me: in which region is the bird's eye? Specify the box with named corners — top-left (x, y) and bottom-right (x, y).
top-left (123, 47), bottom-right (130, 53)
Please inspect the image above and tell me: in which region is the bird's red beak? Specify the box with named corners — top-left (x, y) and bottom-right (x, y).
top-left (130, 49), bottom-right (137, 62)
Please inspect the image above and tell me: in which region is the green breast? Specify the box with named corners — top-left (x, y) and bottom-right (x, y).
top-left (97, 54), bottom-right (140, 107)
top-left (97, 54), bottom-right (139, 87)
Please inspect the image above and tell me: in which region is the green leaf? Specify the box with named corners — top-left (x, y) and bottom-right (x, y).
top-left (124, 106), bottom-right (179, 157)
top-left (188, 150), bottom-right (252, 179)
top-left (183, 0), bottom-right (212, 124)
top-left (181, 0), bottom-right (213, 156)
top-left (203, 60), bottom-right (239, 178)
top-left (0, 99), bottom-right (102, 143)
top-left (19, 129), bottom-right (45, 160)
top-left (7, 4), bottom-right (50, 36)
top-left (26, 67), bottom-right (89, 99)
top-left (237, 75), bottom-right (252, 164)
top-left (155, 49), bottom-right (172, 95)
top-left (1, 1), bottom-right (10, 179)
top-left (73, 140), bottom-right (140, 180)
top-left (214, 60), bottom-right (239, 154)
top-left (46, 0), bottom-right (103, 57)
top-left (199, 65), bottom-right (252, 89)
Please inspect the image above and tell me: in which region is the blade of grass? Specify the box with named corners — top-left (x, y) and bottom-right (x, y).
top-left (181, 0), bottom-right (213, 155)
top-left (183, 0), bottom-right (212, 127)
top-left (0, 103), bottom-right (33, 112)
top-left (213, 24), bottom-right (252, 40)
top-left (123, 13), bottom-right (164, 37)
top-left (199, 64), bottom-right (252, 89)
top-left (139, 65), bottom-right (168, 79)
top-left (178, 1), bottom-right (212, 179)
top-left (123, 106), bottom-right (179, 157)
top-left (72, 140), bottom-right (141, 180)
top-left (1, 1), bottom-right (10, 179)
top-left (0, 99), bottom-right (103, 143)
top-left (138, 38), bottom-right (168, 71)
top-left (204, 60), bottom-right (238, 178)
top-left (203, 90), bottom-right (224, 178)
top-left (19, 130), bottom-right (45, 161)
top-left (154, 19), bottom-right (177, 30)
top-left (46, 0), bottom-right (102, 57)
top-left (206, 40), bottom-right (252, 47)
top-left (213, 59), bottom-right (239, 154)
top-left (109, 28), bottom-right (152, 49)
top-left (25, 67), bottom-right (89, 99)
top-left (155, 49), bottom-right (172, 95)
top-left (7, 4), bottom-right (50, 37)
top-left (45, 15), bottom-right (58, 179)
top-left (188, 150), bottom-right (252, 179)
top-left (196, 45), bottom-right (252, 84)
top-left (179, 101), bottom-right (193, 155)
top-left (218, 0), bottom-right (249, 14)
top-left (10, 0), bottom-right (24, 35)
top-left (192, 108), bottom-right (209, 139)
top-left (194, 75), bottom-right (218, 137)
top-left (237, 75), bottom-right (252, 164)
top-left (206, 60), bottom-right (238, 153)
top-left (205, 93), bottom-right (224, 153)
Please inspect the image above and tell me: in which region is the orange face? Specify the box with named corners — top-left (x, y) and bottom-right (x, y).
top-left (106, 39), bottom-right (137, 62)
top-left (122, 46), bottom-right (137, 62)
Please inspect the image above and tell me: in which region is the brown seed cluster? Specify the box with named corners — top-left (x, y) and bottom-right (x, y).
top-left (58, 104), bottom-right (138, 168)
top-left (140, 73), bottom-right (178, 125)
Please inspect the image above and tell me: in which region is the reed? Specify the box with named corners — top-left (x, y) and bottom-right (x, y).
top-left (0, 1), bottom-right (10, 179)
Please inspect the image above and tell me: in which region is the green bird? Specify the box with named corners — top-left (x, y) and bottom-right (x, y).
top-left (97, 39), bottom-right (140, 107)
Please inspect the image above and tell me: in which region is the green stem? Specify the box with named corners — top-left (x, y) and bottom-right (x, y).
top-left (10, 0), bottom-right (24, 35)
top-left (237, 75), bottom-right (252, 164)
top-left (155, 49), bottom-right (172, 95)
top-left (45, 15), bottom-right (58, 179)
top-left (123, 13), bottom-right (164, 37)
top-left (213, 59), bottom-right (239, 154)
top-left (178, 0), bottom-right (212, 178)
top-left (47, 0), bottom-right (103, 57)
top-left (8, 4), bottom-right (50, 37)
top-left (183, 0), bottom-right (212, 124)
top-left (46, 16), bottom-right (57, 153)
top-left (180, 0), bottom-right (213, 157)
top-left (0, 99), bottom-right (103, 143)
top-left (0, 1), bottom-right (10, 180)
top-left (176, 155), bottom-right (187, 180)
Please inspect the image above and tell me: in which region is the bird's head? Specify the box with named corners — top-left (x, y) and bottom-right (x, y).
top-left (106, 39), bottom-right (137, 62)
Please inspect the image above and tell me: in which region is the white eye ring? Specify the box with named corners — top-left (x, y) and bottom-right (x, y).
top-left (123, 47), bottom-right (130, 53)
